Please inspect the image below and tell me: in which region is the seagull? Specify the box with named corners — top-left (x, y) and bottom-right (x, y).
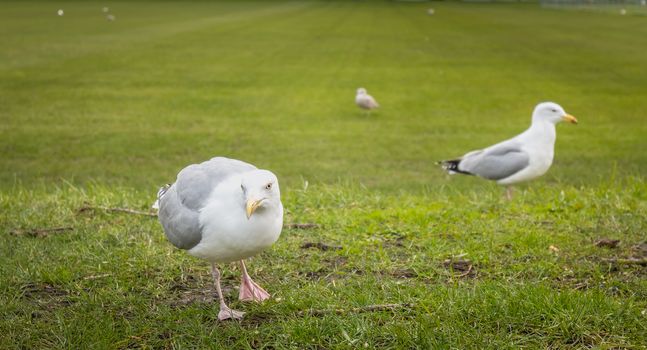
top-left (355, 88), bottom-right (379, 113)
top-left (157, 157), bottom-right (283, 320)
top-left (439, 102), bottom-right (578, 199)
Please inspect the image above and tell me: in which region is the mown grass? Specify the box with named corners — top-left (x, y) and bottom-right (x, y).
top-left (1, 1), bottom-right (646, 191)
top-left (1, 181), bottom-right (646, 348)
top-left (1, 0), bottom-right (646, 348)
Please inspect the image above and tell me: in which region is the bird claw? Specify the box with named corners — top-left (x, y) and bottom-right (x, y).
top-left (239, 277), bottom-right (271, 302)
top-left (218, 306), bottom-right (245, 321)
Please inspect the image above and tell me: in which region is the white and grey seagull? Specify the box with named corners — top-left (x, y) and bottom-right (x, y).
top-left (355, 87), bottom-right (379, 112)
top-left (157, 157), bottom-right (283, 320)
top-left (439, 102), bottom-right (578, 199)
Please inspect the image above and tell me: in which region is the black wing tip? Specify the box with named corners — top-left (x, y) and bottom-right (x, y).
top-left (438, 159), bottom-right (460, 171)
top-left (438, 159), bottom-right (473, 176)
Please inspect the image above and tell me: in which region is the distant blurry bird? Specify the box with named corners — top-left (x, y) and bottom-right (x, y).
top-left (620, 8), bottom-right (627, 15)
top-left (57, 9), bottom-right (64, 16)
top-left (355, 88), bottom-right (379, 113)
top-left (427, 8), bottom-right (435, 15)
top-left (106, 14), bottom-right (115, 21)
top-left (102, 7), bottom-right (109, 13)
top-left (438, 102), bottom-right (578, 199)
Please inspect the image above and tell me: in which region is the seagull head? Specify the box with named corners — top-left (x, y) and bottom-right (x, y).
top-left (356, 87), bottom-right (367, 95)
top-left (532, 102), bottom-right (578, 125)
top-left (240, 170), bottom-right (281, 219)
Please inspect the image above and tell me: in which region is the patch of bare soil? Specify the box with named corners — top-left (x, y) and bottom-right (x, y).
top-left (169, 289), bottom-right (215, 308)
top-left (595, 238), bottom-right (620, 248)
top-left (595, 241), bottom-right (647, 267)
top-left (631, 242), bottom-right (647, 258)
top-left (443, 259), bottom-right (476, 278)
top-left (164, 274), bottom-right (238, 308)
top-left (300, 242), bottom-right (342, 251)
top-left (20, 282), bottom-right (73, 310)
top-left (322, 256), bottom-right (347, 269)
top-left (9, 226), bottom-right (73, 238)
top-left (285, 223), bottom-right (320, 229)
top-left (388, 268), bottom-right (418, 279)
top-left (301, 268), bottom-right (328, 281)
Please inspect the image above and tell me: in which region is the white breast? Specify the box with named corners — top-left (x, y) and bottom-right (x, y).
top-left (497, 146), bottom-right (553, 185)
top-left (189, 177), bottom-right (283, 263)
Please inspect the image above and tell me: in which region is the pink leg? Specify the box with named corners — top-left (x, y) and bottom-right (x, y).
top-left (238, 260), bottom-right (271, 302)
top-left (211, 263), bottom-right (244, 321)
top-left (505, 187), bottom-right (514, 200)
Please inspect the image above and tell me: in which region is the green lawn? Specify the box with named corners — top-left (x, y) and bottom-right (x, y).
top-left (1, 1), bottom-right (646, 348)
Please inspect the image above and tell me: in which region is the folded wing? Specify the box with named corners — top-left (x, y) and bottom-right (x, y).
top-left (158, 157), bottom-right (256, 250)
top-left (458, 141), bottom-right (530, 181)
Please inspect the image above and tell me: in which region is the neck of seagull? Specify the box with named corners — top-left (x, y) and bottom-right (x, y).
top-left (526, 118), bottom-right (556, 146)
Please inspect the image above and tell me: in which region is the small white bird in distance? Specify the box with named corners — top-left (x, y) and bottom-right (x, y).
top-left (106, 14), bottom-right (115, 21)
top-left (57, 9), bottom-right (64, 16)
top-left (438, 102), bottom-right (578, 199)
top-left (355, 87), bottom-right (379, 113)
top-left (103, 7), bottom-right (109, 13)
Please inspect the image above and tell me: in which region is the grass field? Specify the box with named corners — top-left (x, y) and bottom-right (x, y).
top-left (1, 1), bottom-right (646, 348)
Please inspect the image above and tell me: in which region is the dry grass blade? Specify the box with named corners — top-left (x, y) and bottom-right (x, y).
top-left (82, 274), bottom-right (112, 280)
top-left (456, 264), bottom-right (473, 278)
top-left (601, 258), bottom-right (647, 266)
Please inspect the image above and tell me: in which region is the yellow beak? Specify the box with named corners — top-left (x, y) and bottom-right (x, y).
top-left (562, 114), bottom-right (578, 124)
top-left (245, 199), bottom-right (264, 219)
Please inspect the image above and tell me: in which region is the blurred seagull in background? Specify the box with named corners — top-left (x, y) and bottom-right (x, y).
top-left (156, 157), bottom-right (283, 320)
top-left (355, 87), bottom-right (379, 113)
top-left (439, 102), bottom-right (578, 199)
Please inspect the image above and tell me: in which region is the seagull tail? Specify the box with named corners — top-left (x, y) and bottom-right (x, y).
top-left (437, 159), bottom-right (473, 176)
top-left (152, 184), bottom-right (171, 210)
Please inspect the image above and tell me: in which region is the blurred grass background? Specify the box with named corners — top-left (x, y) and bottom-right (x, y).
top-left (1, 1), bottom-right (645, 192)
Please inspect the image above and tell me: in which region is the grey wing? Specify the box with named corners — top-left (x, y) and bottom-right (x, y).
top-left (459, 141), bottom-right (530, 181)
top-left (158, 185), bottom-right (203, 250)
top-left (158, 157), bottom-right (256, 250)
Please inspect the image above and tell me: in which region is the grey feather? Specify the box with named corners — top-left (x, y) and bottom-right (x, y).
top-left (459, 141), bottom-right (530, 181)
top-left (158, 157), bottom-right (256, 250)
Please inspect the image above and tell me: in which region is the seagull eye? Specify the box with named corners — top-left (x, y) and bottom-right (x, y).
top-left (265, 183), bottom-right (272, 190)
top-left (551, 109), bottom-right (557, 113)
